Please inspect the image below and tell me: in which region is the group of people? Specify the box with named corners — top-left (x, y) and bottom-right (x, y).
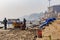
top-left (3, 18), bottom-right (26, 30)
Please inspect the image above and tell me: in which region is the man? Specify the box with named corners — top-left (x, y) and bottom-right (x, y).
top-left (3, 18), bottom-right (7, 30)
top-left (22, 18), bottom-right (26, 30)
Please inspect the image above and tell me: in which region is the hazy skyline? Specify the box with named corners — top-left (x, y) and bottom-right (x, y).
top-left (0, 0), bottom-right (60, 20)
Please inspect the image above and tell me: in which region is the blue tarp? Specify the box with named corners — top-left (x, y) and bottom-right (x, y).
top-left (40, 22), bottom-right (48, 28)
top-left (39, 18), bottom-right (56, 29)
top-left (45, 18), bottom-right (56, 23)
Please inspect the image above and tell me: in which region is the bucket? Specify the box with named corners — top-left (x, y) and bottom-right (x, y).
top-left (37, 29), bottom-right (42, 38)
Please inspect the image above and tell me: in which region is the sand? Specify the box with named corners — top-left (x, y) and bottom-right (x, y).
top-left (0, 29), bottom-right (37, 40)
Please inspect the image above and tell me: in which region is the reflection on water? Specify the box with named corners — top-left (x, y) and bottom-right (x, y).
top-left (0, 24), bottom-right (13, 28)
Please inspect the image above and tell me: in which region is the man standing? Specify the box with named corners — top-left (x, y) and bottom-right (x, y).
top-left (22, 18), bottom-right (26, 30)
top-left (3, 18), bottom-right (7, 30)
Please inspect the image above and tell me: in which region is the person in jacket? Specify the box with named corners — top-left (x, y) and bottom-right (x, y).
top-left (3, 18), bottom-right (7, 30)
top-left (23, 18), bottom-right (26, 30)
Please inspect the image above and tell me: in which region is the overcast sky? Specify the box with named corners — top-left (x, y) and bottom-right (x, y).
top-left (0, 0), bottom-right (60, 20)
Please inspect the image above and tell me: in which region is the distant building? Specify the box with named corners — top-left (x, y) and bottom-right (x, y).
top-left (45, 5), bottom-right (60, 19)
top-left (49, 5), bottom-right (60, 13)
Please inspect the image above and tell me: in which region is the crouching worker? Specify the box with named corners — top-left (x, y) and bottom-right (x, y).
top-left (3, 18), bottom-right (7, 30)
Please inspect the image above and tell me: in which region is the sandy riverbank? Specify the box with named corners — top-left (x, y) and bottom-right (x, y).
top-left (0, 20), bottom-right (60, 40)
